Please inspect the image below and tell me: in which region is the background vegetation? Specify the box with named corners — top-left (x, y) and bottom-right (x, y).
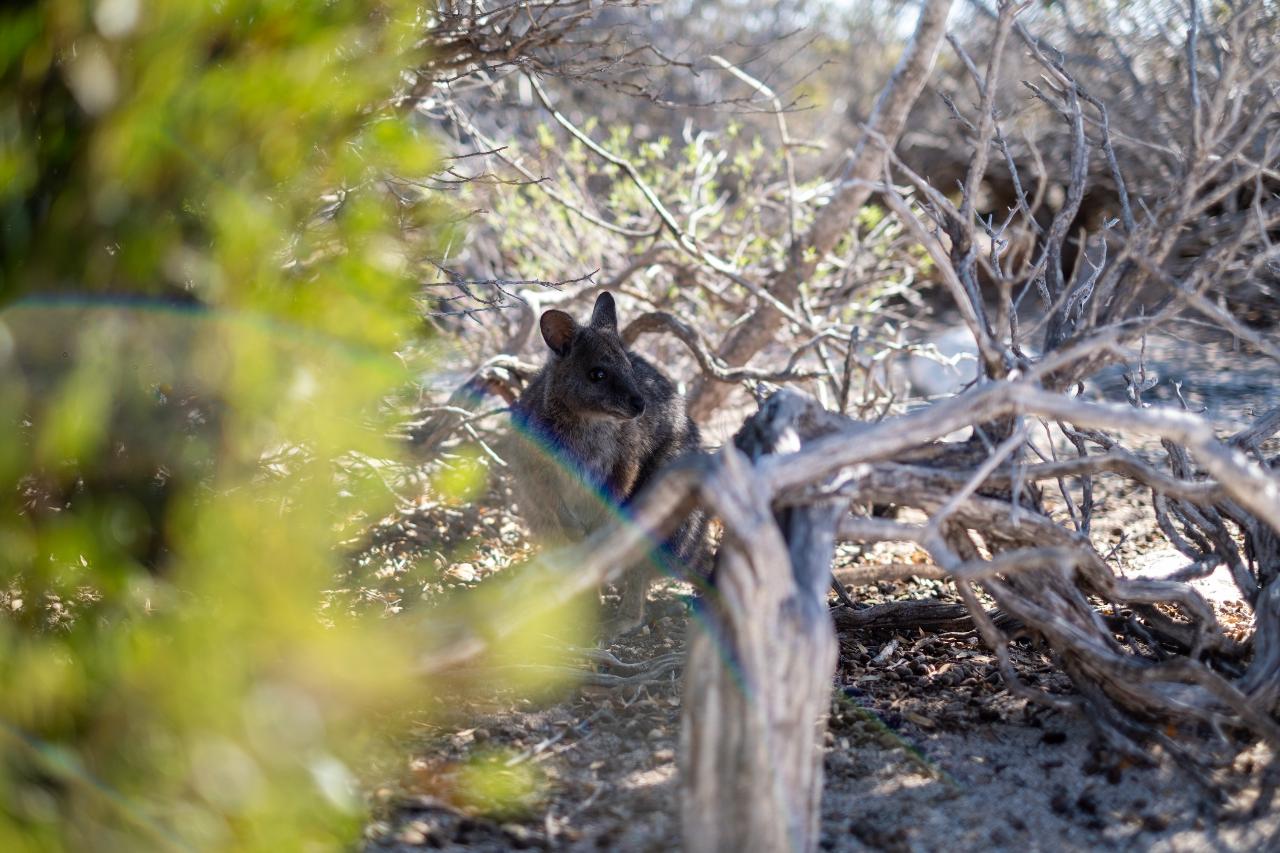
top-left (3, 0), bottom-right (1279, 850)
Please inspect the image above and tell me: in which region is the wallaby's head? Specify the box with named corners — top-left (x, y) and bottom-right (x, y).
top-left (539, 292), bottom-right (646, 421)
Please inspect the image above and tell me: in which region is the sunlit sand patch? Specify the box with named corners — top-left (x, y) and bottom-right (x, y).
top-left (1124, 547), bottom-right (1242, 606)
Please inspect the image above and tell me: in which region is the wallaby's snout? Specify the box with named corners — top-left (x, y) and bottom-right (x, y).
top-left (582, 356), bottom-right (647, 421)
top-left (608, 383), bottom-right (645, 420)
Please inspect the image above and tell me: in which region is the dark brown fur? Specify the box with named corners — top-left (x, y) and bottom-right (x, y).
top-left (507, 292), bottom-right (708, 632)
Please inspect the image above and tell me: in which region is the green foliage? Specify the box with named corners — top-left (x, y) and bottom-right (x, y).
top-left (856, 204), bottom-right (885, 231)
top-left (0, 2), bottom-right (496, 850)
top-left (452, 748), bottom-right (544, 819)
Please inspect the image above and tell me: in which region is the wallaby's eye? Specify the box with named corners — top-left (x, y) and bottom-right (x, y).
top-left (589, 368), bottom-right (606, 382)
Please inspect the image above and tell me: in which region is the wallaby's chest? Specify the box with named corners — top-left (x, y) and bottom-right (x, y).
top-left (519, 404), bottom-right (644, 494)
top-left (556, 419), bottom-right (632, 486)
top-left (512, 414), bottom-right (637, 537)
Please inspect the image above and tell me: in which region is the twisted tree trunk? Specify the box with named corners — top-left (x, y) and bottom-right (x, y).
top-left (680, 391), bottom-right (843, 853)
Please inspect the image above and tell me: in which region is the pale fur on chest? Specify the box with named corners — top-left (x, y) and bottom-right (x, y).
top-left (561, 416), bottom-right (628, 479)
top-left (537, 418), bottom-right (628, 536)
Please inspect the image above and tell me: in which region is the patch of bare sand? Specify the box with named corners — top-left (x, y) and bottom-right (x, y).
top-left (825, 714), bottom-right (1276, 852)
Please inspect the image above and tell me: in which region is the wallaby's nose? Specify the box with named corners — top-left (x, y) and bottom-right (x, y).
top-left (628, 395), bottom-right (646, 417)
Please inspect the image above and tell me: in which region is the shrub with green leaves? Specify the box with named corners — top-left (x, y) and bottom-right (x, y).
top-left (0, 2), bottom-right (480, 849)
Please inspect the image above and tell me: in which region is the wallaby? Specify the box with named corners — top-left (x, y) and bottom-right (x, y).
top-left (507, 291), bottom-right (708, 635)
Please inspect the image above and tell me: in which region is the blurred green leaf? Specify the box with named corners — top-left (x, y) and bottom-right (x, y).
top-left (0, 1), bottom-right (466, 850)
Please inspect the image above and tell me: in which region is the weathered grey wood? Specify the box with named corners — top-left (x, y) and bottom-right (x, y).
top-left (680, 390), bottom-right (842, 853)
top-left (406, 355), bottom-right (535, 453)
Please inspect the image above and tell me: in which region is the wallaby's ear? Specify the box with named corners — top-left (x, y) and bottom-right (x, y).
top-left (540, 309), bottom-right (577, 356)
top-left (589, 291), bottom-right (618, 330)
